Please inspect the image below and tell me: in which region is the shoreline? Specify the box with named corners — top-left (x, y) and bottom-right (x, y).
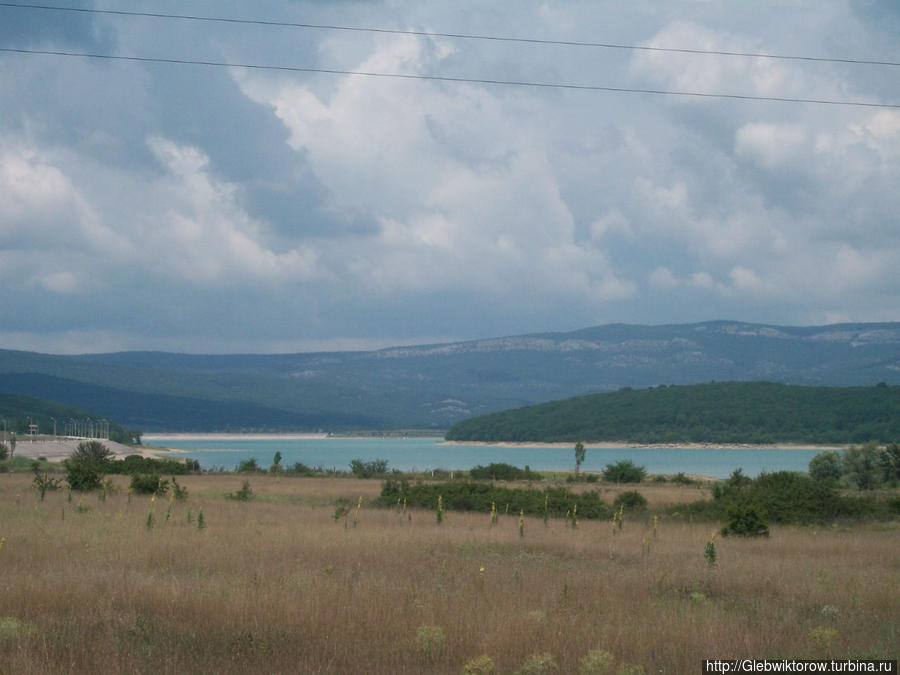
top-left (8, 438), bottom-right (168, 463)
top-left (140, 433), bottom-right (842, 451)
top-left (440, 440), bottom-right (842, 450)
top-left (142, 433), bottom-right (331, 441)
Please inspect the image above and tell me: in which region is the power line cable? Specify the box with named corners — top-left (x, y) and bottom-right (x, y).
top-left (3, 47), bottom-right (896, 109)
top-left (1, 1), bottom-right (898, 67)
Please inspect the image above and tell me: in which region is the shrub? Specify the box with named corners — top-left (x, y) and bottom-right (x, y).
top-left (613, 490), bottom-right (648, 511)
top-left (415, 625), bottom-right (445, 661)
top-left (287, 461), bottom-right (316, 476)
top-left (236, 458), bottom-right (261, 473)
top-left (841, 443), bottom-right (882, 489)
top-left (578, 649), bottom-right (614, 675)
top-left (516, 652), bottom-right (558, 674)
top-left (32, 463), bottom-right (61, 500)
top-left (726, 468), bottom-right (752, 489)
top-left (227, 480), bottom-right (254, 501)
top-left (603, 460), bottom-right (646, 483)
top-left (462, 654), bottom-right (496, 675)
top-left (171, 477), bottom-right (188, 501)
top-left (130, 474), bottom-right (169, 496)
top-left (72, 441), bottom-right (115, 464)
top-left (64, 455), bottom-right (107, 491)
top-left (809, 451), bottom-right (842, 484)
top-left (721, 504), bottom-right (769, 537)
top-left (350, 458), bottom-right (389, 478)
top-left (0, 442), bottom-right (7, 461)
top-left (110, 455), bottom-right (197, 476)
top-left (470, 463), bottom-right (541, 481)
top-left (380, 480), bottom-right (613, 520)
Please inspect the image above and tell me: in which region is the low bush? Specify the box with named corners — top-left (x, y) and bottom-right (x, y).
top-left (350, 458), bottom-right (389, 478)
top-left (603, 460), bottom-right (646, 483)
top-left (683, 470), bottom-right (886, 525)
top-left (227, 480), bottom-right (254, 501)
top-left (130, 473), bottom-right (169, 496)
top-left (286, 461), bottom-right (318, 476)
top-left (613, 490), bottom-right (648, 511)
top-left (379, 480), bottom-right (613, 520)
top-left (469, 463), bottom-right (541, 481)
top-left (721, 504), bottom-right (769, 537)
top-left (236, 458), bottom-right (262, 473)
top-left (106, 455), bottom-right (199, 476)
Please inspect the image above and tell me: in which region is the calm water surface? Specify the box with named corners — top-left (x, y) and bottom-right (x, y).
top-left (150, 437), bottom-right (822, 478)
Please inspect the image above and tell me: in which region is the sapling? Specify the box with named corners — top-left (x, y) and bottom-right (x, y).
top-left (704, 532), bottom-right (717, 567)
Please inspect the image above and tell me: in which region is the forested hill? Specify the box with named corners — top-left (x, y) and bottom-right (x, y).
top-left (443, 382), bottom-right (900, 444)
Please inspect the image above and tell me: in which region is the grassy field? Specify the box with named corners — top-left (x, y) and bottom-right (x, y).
top-left (0, 473), bottom-right (897, 674)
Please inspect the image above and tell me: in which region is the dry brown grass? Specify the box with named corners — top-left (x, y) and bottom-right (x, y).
top-left (0, 473), bottom-right (897, 674)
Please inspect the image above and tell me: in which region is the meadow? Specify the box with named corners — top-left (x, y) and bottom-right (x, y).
top-left (0, 473), bottom-right (897, 674)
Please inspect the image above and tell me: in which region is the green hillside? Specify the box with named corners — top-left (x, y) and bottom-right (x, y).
top-left (444, 382), bottom-right (900, 444)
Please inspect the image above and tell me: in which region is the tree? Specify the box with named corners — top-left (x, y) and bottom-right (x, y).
top-left (270, 451), bottom-right (283, 474)
top-left (878, 443), bottom-right (900, 485)
top-left (809, 451), bottom-right (842, 484)
top-left (65, 441), bottom-right (114, 491)
top-left (71, 440), bottom-right (115, 464)
top-left (842, 442), bottom-right (881, 490)
top-left (574, 441), bottom-right (585, 476)
top-left (603, 460), bottom-right (646, 483)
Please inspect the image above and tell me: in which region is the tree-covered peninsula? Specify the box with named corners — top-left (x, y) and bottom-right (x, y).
top-left (444, 382), bottom-right (900, 444)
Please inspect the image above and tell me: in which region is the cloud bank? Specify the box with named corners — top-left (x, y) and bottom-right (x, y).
top-left (1, 1), bottom-right (897, 353)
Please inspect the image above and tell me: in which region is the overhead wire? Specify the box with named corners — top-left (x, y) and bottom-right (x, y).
top-left (0, 1), bottom-right (897, 67)
top-left (2, 47), bottom-right (897, 109)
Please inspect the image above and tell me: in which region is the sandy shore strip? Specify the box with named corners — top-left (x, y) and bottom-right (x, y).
top-left (439, 440), bottom-right (843, 450)
top-left (8, 438), bottom-right (169, 463)
top-left (142, 433), bottom-right (330, 441)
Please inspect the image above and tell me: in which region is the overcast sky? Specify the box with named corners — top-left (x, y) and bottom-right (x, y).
top-left (1, 1), bottom-right (898, 354)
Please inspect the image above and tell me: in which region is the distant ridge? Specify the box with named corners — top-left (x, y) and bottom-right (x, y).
top-left (444, 381), bottom-right (900, 444)
top-left (1, 321), bottom-right (898, 431)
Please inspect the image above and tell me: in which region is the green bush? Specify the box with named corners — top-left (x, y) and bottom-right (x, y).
top-left (287, 461), bottom-right (317, 476)
top-left (699, 470), bottom-right (881, 525)
top-left (130, 473), bottom-right (169, 496)
top-left (171, 477), bottom-right (188, 501)
top-left (236, 458), bottom-right (262, 473)
top-left (469, 463), bottom-right (541, 481)
top-left (71, 440), bottom-right (115, 464)
top-left (350, 458), bottom-right (389, 478)
top-left (379, 480), bottom-right (612, 520)
top-left (108, 455), bottom-right (198, 476)
top-left (0, 442), bottom-right (8, 461)
top-left (227, 480), bottom-right (254, 501)
top-left (612, 490), bottom-right (648, 511)
top-left (809, 451), bottom-right (842, 484)
top-left (721, 504), bottom-right (769, 537)
top-left (603, 460), bottom-right (646, 483)
top-left (64, 457), bottom-right (105, 491)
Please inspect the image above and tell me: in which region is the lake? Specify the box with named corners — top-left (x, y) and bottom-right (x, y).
top-left (148, 436), bottom-right (825, 478)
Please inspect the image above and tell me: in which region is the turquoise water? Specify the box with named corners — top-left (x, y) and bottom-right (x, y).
top-left (150, 437), bottom-right (823, 478)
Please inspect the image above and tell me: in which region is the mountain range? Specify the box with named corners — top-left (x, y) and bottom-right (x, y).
top-left (1, 321), bottom-right (898, 431)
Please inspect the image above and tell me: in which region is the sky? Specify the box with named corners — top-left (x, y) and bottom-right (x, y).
top-left (0, 0), bottom-right (898, 354)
